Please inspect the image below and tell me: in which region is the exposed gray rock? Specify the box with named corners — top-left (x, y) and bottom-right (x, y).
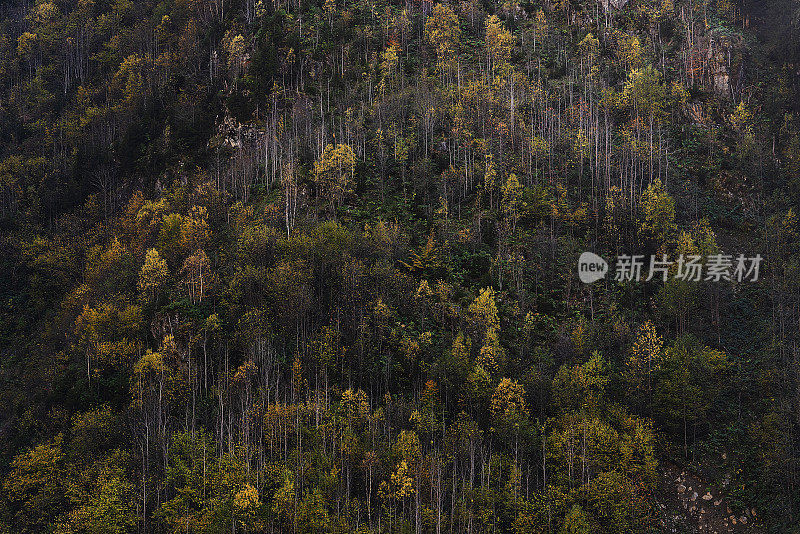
top-left (703, 30), bottom-right (745, 98)
top-left (598, 0), bottom-right (630, 11)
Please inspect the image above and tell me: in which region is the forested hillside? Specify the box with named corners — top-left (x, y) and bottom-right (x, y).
top-left (1, 0), bottom-right (799, 532)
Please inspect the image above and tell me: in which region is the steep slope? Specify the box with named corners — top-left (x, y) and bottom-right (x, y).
top-left (0, 0), bottom-right (798, 532)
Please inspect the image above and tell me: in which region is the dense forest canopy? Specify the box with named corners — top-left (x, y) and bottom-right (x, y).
top-left (0, 0), bottom-right (799, 532)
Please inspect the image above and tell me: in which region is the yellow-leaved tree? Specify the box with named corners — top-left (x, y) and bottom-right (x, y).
top-left (639, 178), bottom-right (676, 250)
top-left (485, 15), bottom-right (514, 73)
top-left (137, 248), bottom-right (169, 303)
top-left (425, 3), bottom-right (460, 76)
top-left (491, 378), bottom-right (528, 424)
top-left (626, 321), bottom-right (663, 409)
top-left (313, 143), bottom-right (356, 214)
top-left (469, 287), bottom-right (505, 374)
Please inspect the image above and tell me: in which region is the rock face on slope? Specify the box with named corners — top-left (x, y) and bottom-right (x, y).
top-left (599, 0), bottom-right (630, 11)
top-left (704, 30), bottom-right (746, 98)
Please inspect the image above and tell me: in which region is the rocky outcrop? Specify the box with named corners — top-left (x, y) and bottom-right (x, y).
top-left (703, 29), bottom-right (745, 98)
top-left (211, 114), bottom-right (263, 151)
top-left (208, 114), bottom-right (268, 202)
top-left (598, 0), bottom-right (630, 11)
